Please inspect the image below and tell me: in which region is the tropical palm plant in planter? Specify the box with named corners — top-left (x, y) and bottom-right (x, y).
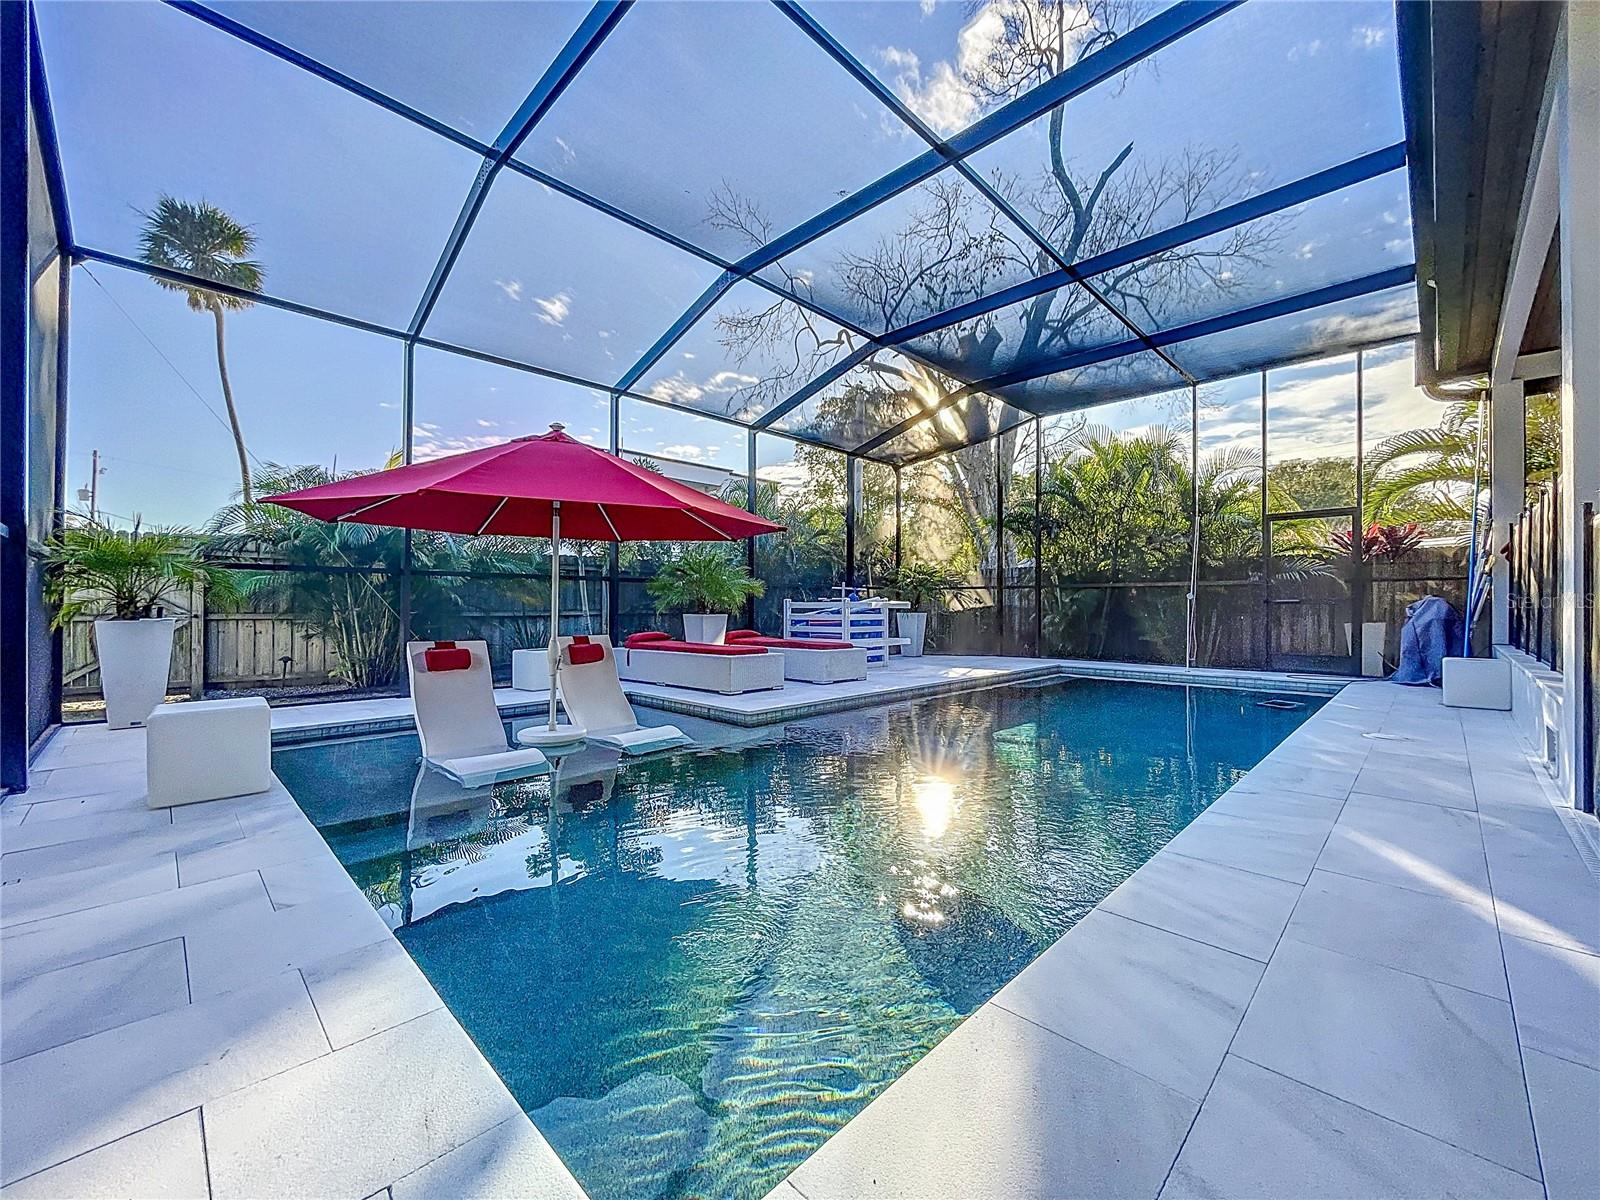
top-left (885, 562), bottom-right (960, 657)
top-left (646, 547), bottom-right (764, 644)
top-left (43, 523), bottom-right (240, 727)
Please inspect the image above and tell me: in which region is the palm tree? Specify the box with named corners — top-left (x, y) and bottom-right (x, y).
top-left (138, 196), bottom-right (264, 504)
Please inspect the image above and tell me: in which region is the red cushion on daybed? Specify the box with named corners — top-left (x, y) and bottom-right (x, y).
top-left (424, 642), bottom-right (471, 672)
top-left (567, 642), bottom-right (605, 665)
top-left (624, 631), bottom-right (672, 648)
top-left (725, 629), bottom-right (761, 641)
top-left (628, 638), bottom-right (767, 656)
top-left (727, 633), bottom-right (856, 651)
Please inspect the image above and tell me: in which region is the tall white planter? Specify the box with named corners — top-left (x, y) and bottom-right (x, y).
top-left (682, 613), bottom-right (728, 645)
top-left (897, 610), bottom-right (928, 658)
top-left (95, 617), bottom-right (176, 729)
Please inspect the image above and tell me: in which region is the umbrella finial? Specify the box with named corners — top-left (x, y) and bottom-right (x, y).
top-left (549, 422), bottom-right (565, 433)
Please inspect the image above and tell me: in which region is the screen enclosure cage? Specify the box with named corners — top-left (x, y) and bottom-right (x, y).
top-left (10, 0), bottom-right (1478, 755)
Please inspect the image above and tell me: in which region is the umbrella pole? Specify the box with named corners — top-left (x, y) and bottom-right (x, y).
top-left (548, 501), bottom-right (561, 731)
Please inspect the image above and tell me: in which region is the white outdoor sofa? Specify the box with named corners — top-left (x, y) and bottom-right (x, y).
top-left (725, 629), bottom-right (868, 684)
top-left (615, 632), bottom-right (785, 695)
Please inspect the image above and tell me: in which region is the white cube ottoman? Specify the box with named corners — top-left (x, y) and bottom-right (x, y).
top-left (1442, 657), bottom-right (1513, 710)
top-left (147, 697), bottom-right (274, 808)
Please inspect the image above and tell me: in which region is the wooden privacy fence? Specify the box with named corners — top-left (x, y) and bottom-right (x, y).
top-left (62, 580), bottom-right (344, 697)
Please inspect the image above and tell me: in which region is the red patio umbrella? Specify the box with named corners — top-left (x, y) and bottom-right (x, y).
top-left (263, 423), bottom-right (784, 742)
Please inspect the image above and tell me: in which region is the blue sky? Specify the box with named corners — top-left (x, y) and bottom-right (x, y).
top-left (39, 0), bottom-right (1417, 529)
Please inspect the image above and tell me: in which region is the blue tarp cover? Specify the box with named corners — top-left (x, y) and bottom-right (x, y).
top-left (1391, 595), bottom-right (1462, 686)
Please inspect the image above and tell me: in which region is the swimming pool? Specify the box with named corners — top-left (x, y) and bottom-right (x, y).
top-left (274, 678), bottom-right (1322, 1200)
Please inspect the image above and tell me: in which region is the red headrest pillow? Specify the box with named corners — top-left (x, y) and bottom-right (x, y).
top-left (567, 642), bottom-right (604, 666)
top-left (424, 642), bottom-right (472, 672)
top-left (624, 631), bottom-right (671, 648)
top-left (571, 635), bottom-right (591, 645)
top-left (725, 629), bottom-right (761, 641)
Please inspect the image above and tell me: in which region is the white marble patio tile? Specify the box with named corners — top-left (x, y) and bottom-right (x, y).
top-left (0, 1110), bottom-right (208, 1200)
top-left (991, 909), bottom-right (1262, 1101)
top-left (1473, 764), bottom-right (1560, 809)
top-left (0, 852), bottom-right (178, 927)
top-left (0, 808), bottom-right (173, 858)
top-left (16, 789), bottom-right (155, 823)
top-left (1491, 856), bottom-right (1600, 956)
top-left (1161, 1055), bottom-right (1542, 1200)
top-left (175, 819), bottom-right (331, 887)
top-left (1098, 849), bottom-right (1302, 962)
top-left (1230, 939), bottom-right (1537, 1177)
top-left (1477, 803), bottom-right (1584, 873)
top-left (301, 938), bottom-right (442, 1049)
top-left (0, 970), bottom-right (329, 1186)
top-left (17, 760), bottom-right (147, 803)
top-left (1205, 784), bottom-right (1344, 826)
top-left (1522, 1047), bottom-right (1600, 1200)
top-left (204, 1008), bottom-right (525, 1200)
top-left (1, 871), bottom-right (273, 985)
top-left (184, 884), bottom-right (392, 999)
top-left (1216, 758), bottom-right (1357, 800)
top-left (29, 734), bottom-right (146, 773)
top-left (1162, 808), bottom-right (1330, 885)
top-left (388, 1115), bottom-right (585, 1200)
top-left (1353, 748), bottom-right (1477, 810)
top-left (1, 938), bottom-right (188, 1063)
top-left (1500, 935), bottom-right (1600, 1069)
top-left (1316, 793), bottom-right (1490, 901)
top-left (260, 854), bottom-right (357, 909)
top-left (0, 801), bottom-right (29, 830)
top-left (0, 818), bottom-right (242, 882)
top-left (783, 1003), bottom-right (1196, 1200)
top-left (1285, 870), bottom-right (1507, 999)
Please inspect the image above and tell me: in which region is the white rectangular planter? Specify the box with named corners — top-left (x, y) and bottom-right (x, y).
top-left (94, 617), bottom-right (176, 729)
top-left (896, 611), bottom-right (928, 658)
top-left (681, 613), bottom-right (728, 645)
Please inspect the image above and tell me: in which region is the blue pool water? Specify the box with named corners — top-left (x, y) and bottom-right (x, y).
top-left (274, 678), bottom-right (1321, 1200)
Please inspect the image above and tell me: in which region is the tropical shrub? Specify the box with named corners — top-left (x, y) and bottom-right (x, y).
top-left (885, 562), bottom-right (960, 611)
top-left (646, 547), bottom-right (764, 615)
top-left (43, 521), bottom-right (240, 629)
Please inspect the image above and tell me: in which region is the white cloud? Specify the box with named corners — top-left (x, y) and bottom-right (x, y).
top-left (495, 278), bottom-right (523, 302)
top-left (659, 443), bottom-right (722, 461)
top-left (1288, 38), bottom-right (1324, 62)
top-left (413, 432), bottom-right (507, 462)
top-left (1353, 24), bottom-right (1388, 50)
top-left (647, 374), bottom-right (704, 405)
top-left (532, 292), bottom-right (571, 327)
top-left (879, 45), bottom-right (977, 136)
top-left (705, 370), bottom-right (759, 393)
top-left (920, 0), bottom-right (938, 14)
top-left (378, 401), bottom-right (398, 410)
top-left (682, 351), bottom-right (696, 360)
top-left (756, 460), bottom-right (809, 490)
top-left (879, 2), bottom-right (1095, 137)
top-left (554, 135), bottom-right (576, 163)
top-left (476, 419), bottom-right (497, 428)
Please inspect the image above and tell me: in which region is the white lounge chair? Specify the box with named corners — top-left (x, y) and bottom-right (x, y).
top-left (534, 634), bottom-right (692, 755)
top-left (406, 640), bottom-right (550, 787)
